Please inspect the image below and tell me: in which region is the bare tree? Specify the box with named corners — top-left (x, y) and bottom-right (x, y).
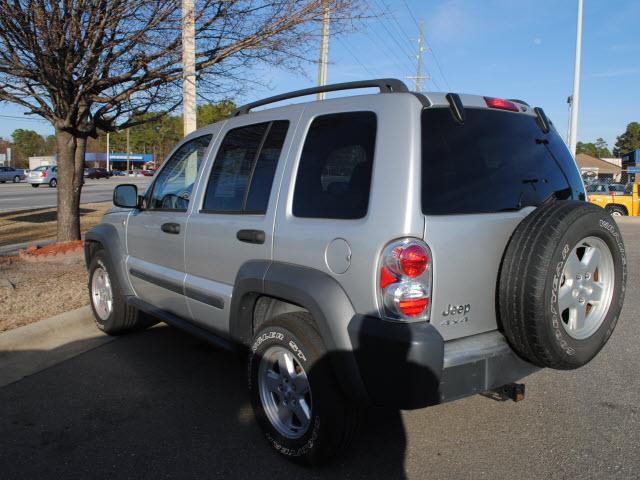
top-left (0, 0), bottom-right (356, 241)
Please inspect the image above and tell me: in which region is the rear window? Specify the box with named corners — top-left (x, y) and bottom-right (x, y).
top-left (421, 108), bottom-right (585, 215)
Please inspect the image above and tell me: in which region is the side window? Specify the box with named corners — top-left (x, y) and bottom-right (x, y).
top-left (148, 134), bottom-right (212, 210)
top-left (203, 120), bottom-right (289, 213)
top-left (293, 112), bottom-right (377, 219)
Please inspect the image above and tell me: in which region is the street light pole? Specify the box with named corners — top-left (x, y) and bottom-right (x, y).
top-left (106, 132), bottom-right (110, 172)
top-left (316, 0), bottom-right (330, 100)
top-left (126, 128), bottom-right (130, 172)
top-left (182, 0), bottom-right (197, 136)
top-left (568, 0), bottom-right (583, 156)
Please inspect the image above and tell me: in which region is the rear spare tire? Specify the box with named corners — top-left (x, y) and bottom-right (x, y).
top-left (499, 201), bottom-right (626, 370)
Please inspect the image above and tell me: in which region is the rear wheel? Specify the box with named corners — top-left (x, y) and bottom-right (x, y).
top-left (49, 178), bottom-right (57, 188)
top-left (88, 249), bottom-right (156, 334)
top-left (499, 201), bottom-right (626, 369)
top-left (249, 313), bottom-right (360, 464)
top-left (605, 204), bottom-right (627, 217)
top-left (13, 176), bottom-right (20, 183)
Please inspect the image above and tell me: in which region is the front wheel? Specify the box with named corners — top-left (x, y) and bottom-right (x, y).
top-left (249, 313), bottom-right (360, 464)
top-left (88, 249), bottom-right (156, 334)
top-left (13, 176), bottom-right (20, 183)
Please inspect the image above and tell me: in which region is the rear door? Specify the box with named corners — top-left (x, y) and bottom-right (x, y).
top-left (126, 134), bottom-right (213, 319)
top-left (420, 106), bottom-right (586, 340)
top-left (184, 114), bottom-right (297, 335)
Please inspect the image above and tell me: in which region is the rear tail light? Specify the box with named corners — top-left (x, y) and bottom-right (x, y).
top-left (378, 239), bottom-right (432, 321)
top-left (41, 171), bottom-right (47, 177)
top-left (484, 96), bottom-right (520, 112)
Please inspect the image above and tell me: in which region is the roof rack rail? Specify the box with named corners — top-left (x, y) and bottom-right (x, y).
top-left (231, 78), bottom-right (409, 116)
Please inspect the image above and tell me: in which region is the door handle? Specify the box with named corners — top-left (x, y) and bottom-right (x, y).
top-left (161, 222), bottom-right (180, 235)
top-left (236, 229), bottom-right (265, 244)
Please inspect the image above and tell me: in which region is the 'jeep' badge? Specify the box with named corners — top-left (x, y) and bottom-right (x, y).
top-left (440, 304), bottom-right (471, 326)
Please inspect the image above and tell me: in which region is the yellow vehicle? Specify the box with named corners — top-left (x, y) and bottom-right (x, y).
top-left (588, 182), bottom-right (639, 216)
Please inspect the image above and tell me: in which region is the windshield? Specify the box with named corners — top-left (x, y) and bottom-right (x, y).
top-left (421, 108), bottom-right (585, 215)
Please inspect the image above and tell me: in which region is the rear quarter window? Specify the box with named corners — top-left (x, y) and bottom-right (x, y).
top-left (293, 111), bottom-right (377, 219)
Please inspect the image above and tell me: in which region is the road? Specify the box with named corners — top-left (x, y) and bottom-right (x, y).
top-left (0, 177), bottom-right (150, 212)
top-left (1, 220), bottom-right (639, 479)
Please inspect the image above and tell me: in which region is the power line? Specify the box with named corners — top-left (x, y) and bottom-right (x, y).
top-left (399, 0), bottom-right (420, 30)
top-left (373, 0), bottom-right (414, 46)
top-left (336, 37), bottom-right (378, 78)
top-left (366, 0), bottom-right (417, 68)
top-left (358, 19), bottom-right (415, 75)
top-left (397, 0), bottom-right (452, 91)
top-left (0, 114), bottom-right (49, 123)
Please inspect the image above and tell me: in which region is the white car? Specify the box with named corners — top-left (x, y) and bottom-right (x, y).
top-left (28, 165), bottom-right (58, 188)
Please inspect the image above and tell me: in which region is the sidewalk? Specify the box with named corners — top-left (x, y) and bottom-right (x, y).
top-left (0, 306), bottom-right (115, 387)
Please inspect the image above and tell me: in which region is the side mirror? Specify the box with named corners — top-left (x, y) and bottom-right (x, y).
top-left (113, 184), bottom-right (139, 208)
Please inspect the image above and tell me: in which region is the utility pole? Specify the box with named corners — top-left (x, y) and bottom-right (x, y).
top-left (182, 0), bottom-right (197, 135)
top-left (106, 132), bottom-right (110, 172)
top-left (126, 128), bottom-right (130, 172)
top-left (316, 0), bottom-right (330, 100)
top-left (406, 19), bottom-right (429, 92)
top-left (568, 0), bottom-right (583, 156)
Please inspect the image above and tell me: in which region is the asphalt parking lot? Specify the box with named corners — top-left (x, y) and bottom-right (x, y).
top-left (1, 220), bottom-right (638, 479)
top-left (0, 176), bottom-right (150, 213)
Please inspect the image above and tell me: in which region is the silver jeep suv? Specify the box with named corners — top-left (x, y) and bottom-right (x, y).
top-left (86, 79), bottom-right (626, 464)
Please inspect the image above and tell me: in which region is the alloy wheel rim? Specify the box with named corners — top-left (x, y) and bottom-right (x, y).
top-left (557, 236), bottom-right (615, 340)
top-left (91, 266), bottom-right (113, 321)
top-left (258, 345), bottom-right (312, 439)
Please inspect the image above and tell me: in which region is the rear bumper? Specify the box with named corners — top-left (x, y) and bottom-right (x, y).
top-left (347, 316), bottom-right (538, 409)
top-left (28, 177), bottom-right (47, 184)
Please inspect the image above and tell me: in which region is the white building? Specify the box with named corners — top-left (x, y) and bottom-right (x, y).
top-left (29, 156), bottom-right (56, 170)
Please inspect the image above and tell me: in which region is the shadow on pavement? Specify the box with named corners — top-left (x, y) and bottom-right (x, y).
top-left (0, 324), bottom-right (412, 479)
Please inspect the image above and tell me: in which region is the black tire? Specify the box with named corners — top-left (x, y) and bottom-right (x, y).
top-left (49, 178), bottom-right (57, 188)
top-left (499, 201), bottom-right (626, 369)
top-left (88, 249), bottom-right (156, 334)
top-left (605, 204), bottom-right (627, 217)
top-left (249, 312), bottom-right (360, 464)
top-left (13, 176), bottom-right (20, 183)
top-left (31, 184), bottom-right (39, 188)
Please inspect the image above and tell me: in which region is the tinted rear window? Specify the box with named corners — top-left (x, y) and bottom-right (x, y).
top-left (421, 108), bottom-right (585, 215)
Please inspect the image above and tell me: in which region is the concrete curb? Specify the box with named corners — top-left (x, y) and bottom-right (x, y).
top-left (0, 306), bottom-right (116, 388)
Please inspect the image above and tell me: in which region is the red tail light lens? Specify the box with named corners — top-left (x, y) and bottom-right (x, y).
top-left (484, 97), bottom-right (519, 112)
top-left (399, 244), bottom-right (429, 277)
top-left (399, 297), bottom-right (429, 317)
top-left (379, 266), bottom-right (397, 289)
top-left (41, 171), bottom-right (47, 177)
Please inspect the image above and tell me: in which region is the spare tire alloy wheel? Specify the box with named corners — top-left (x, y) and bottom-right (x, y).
top-left (500, 201), bottom-right (626, 370)
top-left (558, 237), bottom-right (614, 340)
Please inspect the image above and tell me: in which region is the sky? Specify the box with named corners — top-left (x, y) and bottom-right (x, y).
top-left (0, 0), bottom-right (638, 153)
